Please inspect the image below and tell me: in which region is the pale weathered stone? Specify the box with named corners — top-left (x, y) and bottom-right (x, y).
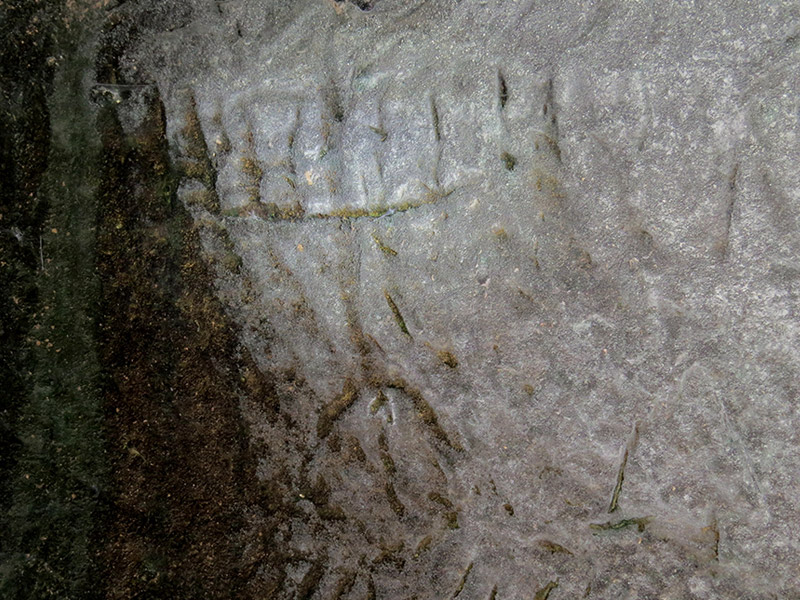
top-left (116, 0), bottom-right (800, 596)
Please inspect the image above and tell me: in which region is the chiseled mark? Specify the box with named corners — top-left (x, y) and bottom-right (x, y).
top-left (378, 430), bottom-right (396, 474)
top-left (373, 540), bottom-right (405, 569)
top-left (436, 349), bottom-right (459, 368)
top-left (428, 491), bottom-right (455, 509)
top-left (427, 492), bottom-right (459, 529)
top-left (720, 162), bottom-right (738, 258)
top-left (540, 78), bottom-right (562, 162)
top-left (608, 446), bottom-right (628, 513)
top-left (712, 515), bottom-right (720, 560)
top-left (386, 377), bottom-right (462, 452)
top-left (228, 178), bottom-right (460, 222)
top-left (498, 69), bottom-right (509, 109)
top-left (287, 105), bottom-right (301, 176)
top-left (572, 0), bottom-right (613, 47)
top-left (589, 516), bottom-right (651, 533)
top-left (431, 95), bottom-right (441, 142)
top-left (429, 95), bottom-right (443, 185)
top-left (384, 290), bottom-right (411, 337)
top-left (316, 378), bottom-right (359, 439)
top-left (370, 390), bottom-right (389, 414)
top-left (177, 90), bottom-right (221, 201)
top-left (331, 570), bottom-right (357, 600)
top-left (324, 0), bottom-right (347, 15)
top-left (414, 534), bottom-right (433, 558)
top-left (452, 561), bottom-right (474, 598)
top-left (323, 77), bottom-right (345, 123)
top-left (501, 151), bottom-right (516, 171)
top-left (369, 124), bottom-right (388, 141)
top-left (89, 82), bottom-right (157, 105)
top-left (296, 558), bottom-right (326, 600)
top-left (385, 481), bottom-right (406, 517)
top-left (537, 539), bottom-right (573, 555)
top-left (240, 126), bottom-right (263, 202)
top-left (703, 512), bottom-right (720, 561)
top-left (534, 579), bottom-right (559, 600)
top-left (372, 233), bottom-right (397, 256)
top-left (718, 391), bottom-right (763, 506)
top-left (608, 421), bottom-right (639, 513)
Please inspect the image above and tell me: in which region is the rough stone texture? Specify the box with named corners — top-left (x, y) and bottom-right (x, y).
top-left (112, 0), bottom-right (800, 596)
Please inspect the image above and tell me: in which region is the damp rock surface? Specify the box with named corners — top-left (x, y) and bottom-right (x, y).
top-left (113, 0), bottom-right (800, 596)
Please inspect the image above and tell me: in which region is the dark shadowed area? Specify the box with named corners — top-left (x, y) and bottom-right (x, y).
top-left (3, 1), bottom-right (800, 598)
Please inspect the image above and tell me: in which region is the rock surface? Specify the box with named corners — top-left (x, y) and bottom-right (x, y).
top-left (106, 0), bottom-right (800, 597)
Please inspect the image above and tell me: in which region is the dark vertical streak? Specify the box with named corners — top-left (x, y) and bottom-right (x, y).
top-left (430, 95), bottom-right (443, 185)
top-left (385, 481), bottom-right (406, 517)
top-left (541, 78), bottom-right (562, 162)
top-left (384, 291), bottom-right (411, 337)
top-left (609, 422), bottom-right (638, 513)
top-left (325, 78), bottom-right (345, 123)
top-left (710, 513), bottom-right (721, 561)
top-left (287, 106), bottom-right (300, 176)
top-left (498, 70), bottom-right (509, 109)
top-left (431, 96), bottom-right (441, 142)
top-left (608, 446), bottom-right (628, 513)
top-left (722, 163), bottom-right (738, 259)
